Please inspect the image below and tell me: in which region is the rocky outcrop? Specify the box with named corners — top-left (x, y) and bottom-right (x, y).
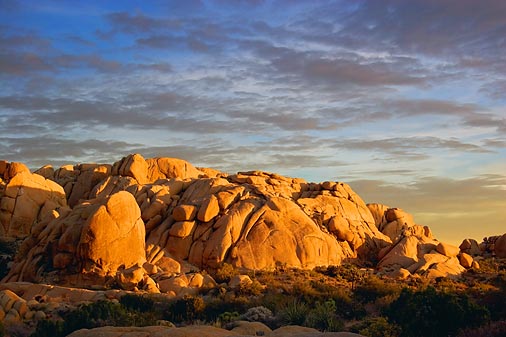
top-left (495, 234), bottom-right (506, 258)
top-left (459, 238), bottom-right (482, 256)
top-left (370, 204), bottom-right (474, 278)
top-left (4, 191), bottom-right (147, 288)
top-left (476, 234), bottom-right (506, 257)
top-left (0, 161), bottom-right (67, 238)
top-left (1, 154), bottom-right (488, 292)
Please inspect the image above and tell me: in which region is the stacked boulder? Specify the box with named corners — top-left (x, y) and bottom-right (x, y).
top-left (474, 234), bottom-right (506, 258)
top-left (1, 153), bottom-right (495, 294)
top-left (4, 191), bottom-right (148, 289)
top-left (368, 205), bottom-right (479, 279)
top-left (0, 160), bottom-right (67, 238)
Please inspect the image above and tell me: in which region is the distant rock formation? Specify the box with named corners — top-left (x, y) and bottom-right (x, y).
top-left (0, 154), bottom-right (498, 293)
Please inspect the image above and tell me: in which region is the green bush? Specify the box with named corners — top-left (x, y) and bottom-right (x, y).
top-left (30, 319), bottom-right (64, 337)
top-left (354, 276), bottom-right (401, 303)
top-left (204, 294), bottom-right (250, 323)
top-left (386, 287), bottom-right (490, 337)
top-left (120, 293), bottom-right (155, 312)
top-left (237, 279), bottom-right (264, 296)
top-left (305, 299), bottom-right (344, 332)
top-left (218, 311), bottom-right (240, 324)
top-left (164, 295), bottom-right (206, 323)
top-left (279, 300), bottom-right (309, 325)
top-left (214, 263), bottom-right (238, 283)
top-left (31, 299), bottom-right (157, 337)
top-left (350, 317), bottom-right (400, 337)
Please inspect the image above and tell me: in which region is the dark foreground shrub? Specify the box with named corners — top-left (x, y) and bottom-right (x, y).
top-left (354, 276), bottom-right (401, 303)
top-left (304, 299), bottom-right (344, 332)
top-left (279, 299), bottom-right (309, 325)
top-left (457, 320), bottom-right (506, 337)
top-left (31, 300), bottom-right (156, 337)
top-left (386, 287), bottom-right (490, 337)
top-left (120, 293), bottom-right (155, 312)
top-left (163, 295), bottom-right (206, 323)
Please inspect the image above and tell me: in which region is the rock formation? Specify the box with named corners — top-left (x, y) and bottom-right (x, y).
top-left (0, 161), bottom-right (67, 238)
top-left (368, 204), bottom-right (472, 278)
top-left (0, 154), bottom-right (497, 294)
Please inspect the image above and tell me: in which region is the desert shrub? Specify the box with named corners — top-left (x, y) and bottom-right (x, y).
top-left (288, 280), bottom-right (319, 299)
top-left (119, 293), bottom-right (155, 312)
top-left (305, 299), bottom-right (344, 332)
top-left (32, 300), bottom-right (156, 337)
top-left (386, 287), bottom-right (490, 337)
top-left (314, 265), bottom-right (341, 277)
top-left (214, 263), bottom-right (238, 283)
top-left (372, 293), bottom-right (399, 313)
top-left (164, 295), bottom-right (206, 322)
top-left (349, 317), bottom-right (400, 337)
top-left (241, 306), bottom-right (274, 323)
top-left (335, 264), bottom-right (366, 286)
top-left (314, 264), bottom-right (364, 282)
top-left (354, 275), bottom-right (401, 303)
top-left (479, 288), bottom-right (506, 321)
top-left (30, 319), bottom-right (64, 337)
top-left (279, 299), bottom-right (309, 325)
top-left (236, 279), bottom-right (264, 296)
top-left (305, 282), bottom-right (365, 319)
top-left (218, 311), bottom-right (240, 324)
top-left (0, 321), bottom-right (5, 337)
top-left (64, 300), bottom-right (131, 329)
top-left (456, 320), bottom-right (506, 337)
top-left (203, 294), bottom-right (250, 322)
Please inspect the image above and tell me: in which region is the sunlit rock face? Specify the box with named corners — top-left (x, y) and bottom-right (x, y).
top-left (368, 203), bottom-right (475, 279)
top-left (4, 191), bottom-right (146, 288)
top-left (0, 161), bottom-right (67, 239)
top-left (1, 153), bottom-right (485, 291)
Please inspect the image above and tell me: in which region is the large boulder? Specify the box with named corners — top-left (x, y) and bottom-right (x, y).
top-left (378, 235), bottom-right (419, 269)
top-left (229, 197), bottom-right (350, 270)
top-left (459, 238), bottom-right (482, 256)
top-left (367, 205), bottom-right (417, 242)
top-left (55, 163), bottom-right (112, 207)
top-left (0, 168), bottom-right (67, 238)
top-left (112, 154), bottom-right (204, 184)
top-left (436, 242), bottom-right (460, 258)
top-left (4, 191), bottom-right (145, 287)
top-left (495, 233), bottom-right (506, 258)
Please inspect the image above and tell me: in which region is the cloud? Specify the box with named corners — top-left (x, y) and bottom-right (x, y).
top-left (350, 174), bottom-right (506, 243)
top-left (483, 138), bottom-right (506, 148)
top-left (386, 99), bottom-right (478, 116)
top-left (242, 40), bottom-right (426, 89)
top-left (106, 12), bottom-right (169, 34)
top-left (335, 0), bottom-right (506, 58)
top-left (0, 52), bottom-right (53, 75)
top-left (332, 137), bottom-right (491, 160)
top-left (136, 35), bottom-right (179, 48)
top-left (379, 99), bottom-right (506, 133)
top-left (0, 136), bottom-right (141, 168)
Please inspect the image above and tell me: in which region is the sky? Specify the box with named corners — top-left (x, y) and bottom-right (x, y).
top-left (0, 0), bottom-right (505, 245)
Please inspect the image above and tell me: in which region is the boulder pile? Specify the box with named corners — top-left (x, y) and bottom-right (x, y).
top-left (0, 154), bottom-right (500, 294)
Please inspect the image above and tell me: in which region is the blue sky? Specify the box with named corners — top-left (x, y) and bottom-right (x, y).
top-left (1, 0), bottom-right (505, 244)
